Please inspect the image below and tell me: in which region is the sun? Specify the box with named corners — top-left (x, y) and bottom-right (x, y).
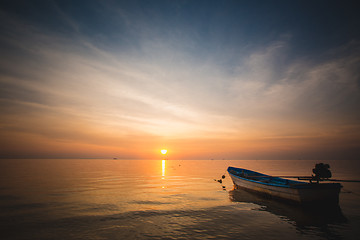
top-left (161, 149), bottom-right (167, 155)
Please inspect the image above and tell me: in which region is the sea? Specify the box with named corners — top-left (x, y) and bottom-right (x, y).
top-left (0, 159), bottom-right (359, 240)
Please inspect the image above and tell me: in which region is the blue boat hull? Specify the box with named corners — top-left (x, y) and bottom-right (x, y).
top-left (228, 167), bottom-right (342, 205)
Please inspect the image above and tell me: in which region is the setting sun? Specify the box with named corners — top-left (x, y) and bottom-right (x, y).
top-left (161, 149), bottom-right (167, 155)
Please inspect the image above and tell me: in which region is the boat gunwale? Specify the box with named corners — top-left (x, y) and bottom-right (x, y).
top-left (228, 167), bottom-right (292, 188)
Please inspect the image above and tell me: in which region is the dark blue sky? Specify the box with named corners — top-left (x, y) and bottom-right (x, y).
top-left (2, 0), bottom-right (359, 56)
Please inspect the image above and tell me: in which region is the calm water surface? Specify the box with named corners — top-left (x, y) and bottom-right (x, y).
top-left (0, 159), bottom-right (360, 240)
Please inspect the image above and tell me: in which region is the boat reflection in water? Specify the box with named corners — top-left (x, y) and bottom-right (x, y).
top-left (229, 187), bottom-right (347, 232)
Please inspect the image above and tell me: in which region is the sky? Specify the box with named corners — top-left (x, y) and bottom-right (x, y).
top-left (0, 0), bottom-right (359, 160)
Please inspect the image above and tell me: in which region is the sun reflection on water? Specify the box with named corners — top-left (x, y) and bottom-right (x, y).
top-left (161, 159), bottom-right (166, 188)
top-left (162, 159), bottom-right (166, 177)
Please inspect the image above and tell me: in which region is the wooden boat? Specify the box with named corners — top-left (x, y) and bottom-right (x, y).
top-left (227, 166), bottom-right (342, 205)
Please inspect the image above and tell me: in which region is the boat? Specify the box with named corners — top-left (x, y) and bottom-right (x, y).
top-left (227, 166), bottom-right (342, 205)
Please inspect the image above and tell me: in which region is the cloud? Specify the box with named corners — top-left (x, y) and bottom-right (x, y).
top-left (0, 12), bottom-right (236, 145)
top-left (229, 39), bottom-right (360, 120)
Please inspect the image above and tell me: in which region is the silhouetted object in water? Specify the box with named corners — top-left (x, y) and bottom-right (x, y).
top-left (215, 174), bottom-right (226, 184)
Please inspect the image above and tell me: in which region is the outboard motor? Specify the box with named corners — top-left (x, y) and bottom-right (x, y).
top-left (312, 163), bottom-right (332, 182)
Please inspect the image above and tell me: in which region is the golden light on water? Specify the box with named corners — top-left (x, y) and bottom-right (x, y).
top-left (161, 149), bottom-right (167, 155)
top-left (162, 159), bottom-right (166, 177)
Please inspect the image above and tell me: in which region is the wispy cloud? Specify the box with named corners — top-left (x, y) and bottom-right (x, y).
top-left (228, 39), bottom-right (360, 128)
